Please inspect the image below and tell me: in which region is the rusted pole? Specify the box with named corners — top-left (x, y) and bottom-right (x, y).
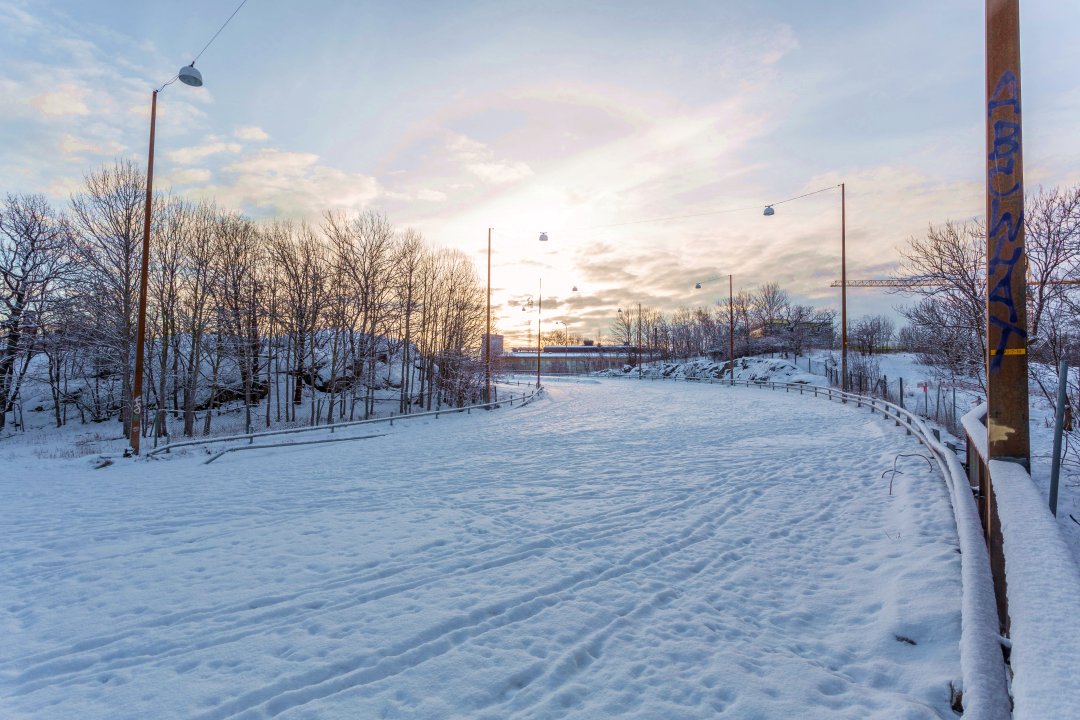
top-left (841, 182), bottom-right (847, 392)
top-left (485, 228), bottom-right (491, 404)
top-left (986, 0), bottom-right (1029, 466)
top-left (130, 89), bottom-right (158, 455)
top-left (729, 274), bottom-right (734, 386)
top-left (637, 302), bottom-right (642, 379)
top-left (536, 278), bottom-right (542, 388)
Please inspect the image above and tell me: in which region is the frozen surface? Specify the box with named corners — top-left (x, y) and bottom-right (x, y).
top-left (2, 380), bottom-right (966, 719)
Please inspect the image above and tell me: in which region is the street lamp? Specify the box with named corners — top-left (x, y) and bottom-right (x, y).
top-left (536, 278), bottom-right (543, 388)
top-left (485, 230), bottom-right (549, 401)
top-left (696, 275), bottom-right (736, 386)
top-left (129, 63), bottom-right (205, 456)
top-left (554, 320), bottom-right (567, 345)
top-left (533, 232), bottom-right (549, 388)
top-left (485, 228), bottom-right (492, 404)
top-left (764, 183), bottom-right (846, 390)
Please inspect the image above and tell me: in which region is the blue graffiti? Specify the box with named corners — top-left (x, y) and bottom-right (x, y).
top-left (986, 70), bottom-right (1026, 370)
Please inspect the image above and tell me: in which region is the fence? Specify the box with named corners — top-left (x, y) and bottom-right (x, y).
top-left (146, 384), bottom-right (542, 459)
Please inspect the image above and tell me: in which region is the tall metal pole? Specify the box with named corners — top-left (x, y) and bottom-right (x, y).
top-left (637, 302), bottom-right (642, 379)
top-left (985, 0), bottom-right (1029, 465)
top-left (840, 182), bottom-right (847, 392)
top-left (536, 278), bottom-right (542, 388)
top-left (485, 227), bottom-right (491, 403)
top-left (130, 89), bottom-right (158, 455)
top-left (1049, 360), bottom-right (1068, 515)
top-left (729, 274), bottom-right (735, 386)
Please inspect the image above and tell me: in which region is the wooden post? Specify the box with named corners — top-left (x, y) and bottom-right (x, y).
top-left (130, 89), bottom-right (158, 455)
top-left (985, 0), bottom-right (1030, 466)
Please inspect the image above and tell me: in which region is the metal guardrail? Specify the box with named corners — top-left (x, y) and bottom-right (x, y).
top-left (145, 385), bottom-right (543, 458)
top-left (959, 404), bottom-right (1008, 632)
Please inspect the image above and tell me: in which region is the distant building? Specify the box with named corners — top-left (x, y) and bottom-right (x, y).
top-left (501, 343), bottom-right (656, 374)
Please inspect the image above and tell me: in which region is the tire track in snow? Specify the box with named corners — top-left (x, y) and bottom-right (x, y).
top-left (7, 460), bottom-right (766, 693)
top-left (187, 480), bottom-right (775, 719)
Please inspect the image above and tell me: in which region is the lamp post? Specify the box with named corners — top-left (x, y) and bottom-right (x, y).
top-left (617, 308), bottom-right (631, 369)
top-left (129, 63), bottom-right (204, 456)
top-left (695, 274), bottom-right (736, 385)
top-left (520, 297), bottom-right (534, 380)
top-left (636, 302), bottom-right (642, 379)
top-left (485, 228), bottom-right (491, 404)
top-left (534, 232), bottom-right (548, 388)
top-left (536, 277), bottom-right (542, 388)
top-left (764, 183), bottom-right (846, 390)
top-left (485, 230), bottom-right (547, 398)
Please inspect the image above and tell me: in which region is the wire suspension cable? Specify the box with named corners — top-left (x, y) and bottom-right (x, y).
top-left (562, 184), bottom-right (842, 232)
top-left (153, 0), bottom-right (248, 92)
top-left (192, 0), bottom-right (249, 64)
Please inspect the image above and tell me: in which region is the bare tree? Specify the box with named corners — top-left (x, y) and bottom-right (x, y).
top-left (0, 193), bottom-right (74, 430)
top-left (1025, 185), bottom-right (1080, 365)
top-left (212, 211), bottom-right (264, 434)
top-left (393, 229), bottom-right (425, 414)
top-left (850, 314), bottom-right (895, 356)
top-left (178, 201), bottom-right (217, 436)
top-left (895, 221), bottom-right (986, 389)
top-left (69, 160), bottom-right (147, 434)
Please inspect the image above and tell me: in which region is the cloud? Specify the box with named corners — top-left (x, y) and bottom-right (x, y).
top-left (417, 188), bottom-right (447, 202)
top-left (445, 132), bottom-right (534, 185)
top-left (467, 161), bottom-right (533, 184)
top-left (234, 126), bottom-right (269, 141)
top-left (30, 83), bottom-right (89, 116)
top-left (446, 134), bottom-right (489, 161)
top-left (0, 3), bottom-right (40, 34)
top-left (166, 141), bottom-right (242, 165)
top-left (57, 132), bottom-right (124, 158)
top-left (198, 148), bottom-right (380, 218)
top-left (164, 167), bottom-right (211, 186)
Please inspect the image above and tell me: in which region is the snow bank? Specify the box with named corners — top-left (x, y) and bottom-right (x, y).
top-left (988, 458), bottom-right (1080, 717)
top-left (598, 356), bottom-right (822, 385)
top-left (961, 403), bottom-right (1080, 718)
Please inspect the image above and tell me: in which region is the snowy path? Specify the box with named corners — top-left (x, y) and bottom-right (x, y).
top-left (1, 380), bottom-right (964, 719)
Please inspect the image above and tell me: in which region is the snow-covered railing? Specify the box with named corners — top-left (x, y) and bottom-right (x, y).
top-left (589, 372), bottom-right (1011, 719)
top-left (961, 403), bottom-right (1080, 720)
top-left (145, 386), bottom-right (543, 459)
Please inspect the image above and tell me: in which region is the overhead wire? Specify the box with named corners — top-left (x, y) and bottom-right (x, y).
top-left (552, 184), bottom-right (841, 233)
top-left (153, 0), bottom-right (248, 93)
top-left (192, 0), bottom-right (249, 64)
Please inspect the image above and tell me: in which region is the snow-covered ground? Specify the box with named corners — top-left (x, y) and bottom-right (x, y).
top-left (2, 379), bottom-right (966, 719)
top-left (615, 351), bottom-right (1080, 568)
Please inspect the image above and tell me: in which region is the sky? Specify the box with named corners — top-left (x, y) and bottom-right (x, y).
top-left (3, 0), bottom-right (1079, 346)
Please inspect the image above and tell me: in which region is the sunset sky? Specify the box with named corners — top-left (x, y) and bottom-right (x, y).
top-left (3, 0), bottom-right (1079, 345)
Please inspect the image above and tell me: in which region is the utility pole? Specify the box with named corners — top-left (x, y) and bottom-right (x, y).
top-left (130, 89), bottom-right (158, 455)
top-left (985, 0), bottom-right (1029, 465)
top-left (840, 183), bottom-right (847, 392)
top-left (637, 302), bottom-right (642, 379)
top-left (536, 278), bottom-right (542, 388)
top-left (729, 274), bottom-right (735, 386)
top-left (485, 228), bottom-right (491, 404)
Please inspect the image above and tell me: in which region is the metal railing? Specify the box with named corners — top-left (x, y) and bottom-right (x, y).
top-left (959, 405), bottom-right (1007, 631)
top-left (146, 385), bottom-right (543, 459)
